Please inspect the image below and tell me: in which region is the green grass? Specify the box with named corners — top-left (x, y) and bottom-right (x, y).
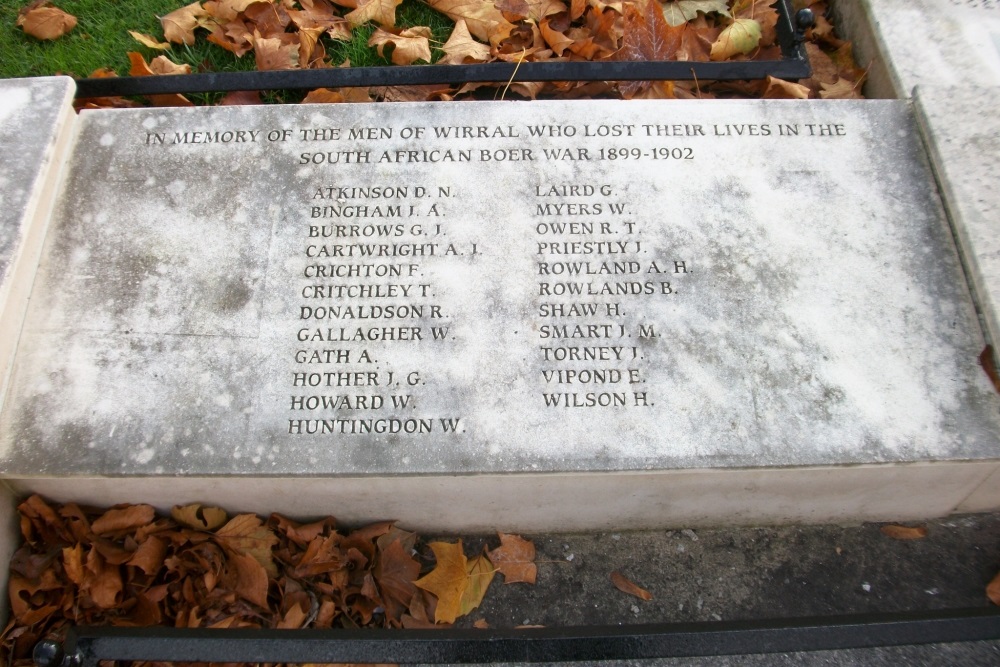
top-left (0, 0), bottom-right (455, 82)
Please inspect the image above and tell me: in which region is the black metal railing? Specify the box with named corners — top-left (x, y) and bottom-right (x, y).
top-left (33, 607), bottom-right (1000, 666)
top-left (74, 3), bottom-right (815, 99)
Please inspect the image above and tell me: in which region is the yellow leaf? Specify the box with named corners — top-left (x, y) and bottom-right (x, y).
top-left (439, 20), bottom-right (491, 64)
top-left (413, 541), bottom-right (468, 624)
top-left (487, 533), bottom-right (537, 584)
top-left (709, 18), bottom-right (760, 61)
top-left (129, 31), bottom-right (172, 50)
top-left (161, 2), bottom-right (209, 45)
top-left (458, 553), bottom-right (495, 617)
top-left (368, 27), bottom-right (432, 66)
top-left (345, 0), bottom-right (404, 29)
top-left (17, 5), bottom-right (77, 41)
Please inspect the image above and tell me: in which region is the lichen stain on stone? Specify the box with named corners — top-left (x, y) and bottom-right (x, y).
top-left (213, 278), bottom-right (252, 313)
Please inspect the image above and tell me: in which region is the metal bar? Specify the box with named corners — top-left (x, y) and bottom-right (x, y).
top-left (73, 0), bottom-right (811, 99)
top-left (47, 607), bottom-right (1000, 666)
top-left (74, 58), bottom-right (810, 99)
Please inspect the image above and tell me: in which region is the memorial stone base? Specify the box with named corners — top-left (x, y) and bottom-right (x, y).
top-left (1, 6), bottom-right (1000, 606)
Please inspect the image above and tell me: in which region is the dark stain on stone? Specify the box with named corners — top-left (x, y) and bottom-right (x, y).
top-left (215, 279), bottom-right (252, 313)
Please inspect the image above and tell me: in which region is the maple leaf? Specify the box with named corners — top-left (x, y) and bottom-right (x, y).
top-left (414, 541), bottom-right (468, 624)
top-left (439, 19), bottom-right (492, 64)
top-left (426, 0), bottom-right (516, 46)
top-left (488, 533), bottom-right (537, 584)
top-left (254, 31), bottom-right (301, 70)
top-left (207, 21), bottom-right (256, 57)
top-left (16, 3), bottom-right (76, 41)
top-left (161, 1), bottom-right (210, 45)
top-left (615, 1), bottom-right (684, 98)
top-left (214, 514), bottom-right (280, 577)
top-left (710, 18), bottom-right (761, 60)
top-left (289, 0), bottom-right (353, 41)
top-left (345, 0), bottom-right (404, 29)
top-left (611, 570), bottom-right (653, 600)
top-left (171, 504), bottom-right (229, 531)
top-left (203, 0), bottom-right (259, 23)
top-left (373, 538), bottom-right (421, 623)
top-left (661, 0), bottom-right (730, 27)
top-left (458, 553), bottom-right (495, 616)
top-left (128, 52), bottom-right (195, 106)
top-left (496, 0), bottom-right (567, 21)
top-left (369, 27), bottom-right (433, 65)
top-left (129, 31), bottom-right (172, 50)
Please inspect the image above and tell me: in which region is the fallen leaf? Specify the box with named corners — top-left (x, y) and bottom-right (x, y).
top-left (413, 541), bottom-right (468, 624)
top-left (372, 538), bottom-right (420, 623)
top-left (368, 27), bottom-right (433, 65)
top-left (17, 4), bottom-right (76, 41)
top-left (128, 536), bottom-right (167, 575)
top-left (215, 514), bottom-right (280, 576)
top-left (762, 76), bottom-right (809, 99)
top-left (661, 0), bottom-right (730, 27)
top-left (303, 87), bottom-right (347, 103)
top-left (149, 56), bottom-right (192, 75)
top-left (129, 31), bottom-right (172, 50)
top-left (91, 504), bottom-right (156, 536)
top-left (161, 1), bottom-right (210, 45)
top-left (981, 346), bottom-right (1000, 394)
top-left (219, 90), bottom-right (262, 105)
top-left (345, 0), bottom-right (404, 29)
top-left (439, 20), bottom-right (492, 64)
top-left (880, 524), bottom-right (928, 540)
top-left (171, 504), bottom-right (229, 531)
top-left (615, 1), bottom-right (685, 98)
top-left (426, 0), bottom-right (516, 45)
top-left (254, 31), bottom-right (300, 70)
top-left (610, 571), bottom-right (653, 600)
top-left (62, 544), bottom-right (85, 585)
top-left (458, 553), bottom-right (495, 617)
top-left (473, 618), bottom-right (490, 629)
top-left (224, 550), bottom-right (270, 608)
top-left (709, 18), bottom-right (761, 60)
top-left (819, 77), bottom-right (864, 99)
top-left (988, 571), bottom-right (1000, 606)
top-left (488, 533), bottom-right (537, 584)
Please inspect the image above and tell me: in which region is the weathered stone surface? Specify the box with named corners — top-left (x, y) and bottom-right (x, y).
top-left (915, 85), bottom-right (1000, 355)
top-left (0, 77), bottom-right (75, 408)
top-left (1, 98), bottom-right (996, 483)
top-left (841, 0), bottom-right (1000, 98)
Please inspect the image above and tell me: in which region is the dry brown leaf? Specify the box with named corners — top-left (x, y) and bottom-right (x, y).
top-left (345, 0), bottom-right (404, 28)
top-left (473, 618), bottom-right (490, 629)
top-left (219, 90), bottom-right (263, 105)
top-left (762, 76), bottom-right (809, 99)
top-left (62, 543), bottom-right (85, 585)
top-left (373, 538), bottom-right (421, 623)
top-left (819, 77), bottom-right (864, 99)
top-left (369, 27), bottom-right (433, 65)
top-left (879, 524), bottom-right (928, 541)
top-left (171, 504), bottom-right (229, 531)
top-left (91, 504), bottom-right (156, 536)
top-left (610, 570), bottom-right (653, 600)
top-left (426, 0), bottom-right (516, 45)
top-left (129, 31), bottom-right (172, 50)
top-left (413, 541), bottom-right (468, 624)
top-left (149, 55), bottom-right (193, 75)
top-left (982, 346), bottom-right (1000, 394)
top-left (988, 571), bottom-right (1000, 606)
top-left (129, 535), bottom-right (167, 575)
top-left (161, 1), bottom-right (210, 45)
top-left (254, 31), bottom-right (300, 70)
top-left (215, 513), bottom-right (280, 576)
top-left (488, 533), bottom-right (537, 584)
top-left (17, 4), bottom-right (76, 41)
top-left (127, 52), bottom-right (195, 106)
top-left (439, 19), bottom-right (491, 64)
top-left (225, 550), bottom-right (270, 608)
top-left (539, 17), bottom-right (574, 56)
top-left (204, 0), bottom-right (259, 23)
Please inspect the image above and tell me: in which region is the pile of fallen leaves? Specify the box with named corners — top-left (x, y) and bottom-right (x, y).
top-left (18, 0), bottom-right (865, 104)
top-left (1, 495), bottom-right (537, 664)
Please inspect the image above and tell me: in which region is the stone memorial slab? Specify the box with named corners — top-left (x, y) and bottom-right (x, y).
top-left (839, 0), bottom-right (1000, 98)
top-left (1, 98), bottom-right (998, 529)
top-left (0, 77), bottom-right (75, 407)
